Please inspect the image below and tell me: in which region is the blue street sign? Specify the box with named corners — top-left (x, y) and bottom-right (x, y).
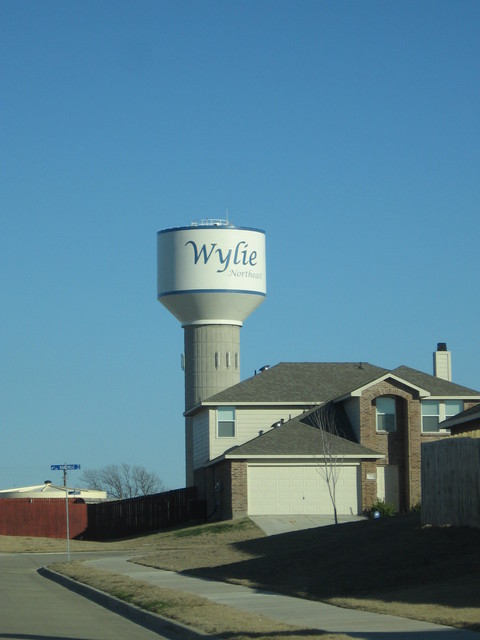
top-left (50, 463), bottom-right (81, 562)
top-left (51, 464), bottom-right (81, 471)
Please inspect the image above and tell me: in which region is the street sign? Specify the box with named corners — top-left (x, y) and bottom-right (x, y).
top-left (49, 463), bottom-right (81, 562)
top-left (51, 464), bottom-right (81, 471)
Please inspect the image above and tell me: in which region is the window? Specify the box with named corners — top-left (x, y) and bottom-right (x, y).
top-left (376, 397), bottom-right (396, 432)
top-left (445, 400), bottom-right (463, 419)
top-left (217, 407), bottom-right (235, 438)
top-left (421, 400), bottom-right (464, 432)
top-left (422, 401), bottom-right (440, 432)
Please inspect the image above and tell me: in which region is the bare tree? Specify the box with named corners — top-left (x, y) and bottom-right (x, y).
top-left (305, 404), bottom-right (345, 525)
top-left (80, 467), bottom-right (104, 492)
top-left (81, 463), bottom-right (165, 499)
top-left (132, 464), bottom-right (164, 496)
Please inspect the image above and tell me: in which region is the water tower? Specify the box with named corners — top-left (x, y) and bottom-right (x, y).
top-left (157, 219), bottom-right (266, 485)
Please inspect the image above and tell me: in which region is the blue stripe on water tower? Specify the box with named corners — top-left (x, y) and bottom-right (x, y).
top-left (158, 288), bottom-right (266, 298)
top-left (157, 225), bottom-right (265, 235)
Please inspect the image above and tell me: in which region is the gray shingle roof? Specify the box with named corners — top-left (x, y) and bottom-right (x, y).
top-left (204, 362), bottom-right (389, 404)
top-left (391, 366), bottom-right (480, 397)
top-left (207, 362), bottom-right (480, 464)
top-left (199, 362), bottom-right (480, 409)
top-left (224, 419), bottom-right (381, 458)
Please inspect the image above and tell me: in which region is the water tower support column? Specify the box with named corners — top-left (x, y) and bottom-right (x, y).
top-left (183, 323), bottom-right (240, 486)
top-left (184, 324), bottom-right (240, 410)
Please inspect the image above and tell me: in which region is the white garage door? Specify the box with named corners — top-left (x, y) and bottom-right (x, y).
top-left (248, 464), bottom-right (360, 516)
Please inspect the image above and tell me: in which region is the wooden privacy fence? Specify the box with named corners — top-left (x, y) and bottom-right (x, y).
top-left (0, 498), bottom-right (87, 538)
top-left (86, 487), bottom-right (205, 539)
top-left (421, 438), bottom-right (480, 528)
top-left (0, 488), bottom-right (206, 539)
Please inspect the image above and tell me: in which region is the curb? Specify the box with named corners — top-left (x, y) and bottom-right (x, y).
top-left (38, 566), bottom-right (211, 639)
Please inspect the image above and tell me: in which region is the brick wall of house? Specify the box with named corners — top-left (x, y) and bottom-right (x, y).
top-left (230, 461), bottom-right (248, 517)
top-left (357, 379), bottom-right (464, 509)
top-left (359, 379), bottom-right (421, 510)
top-left (360, 460), bottom-right (378, 511)
top-left (200, 460), bottom-right (248, 520)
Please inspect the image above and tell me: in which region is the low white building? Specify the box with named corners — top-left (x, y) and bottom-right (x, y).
top-left (0, 482), bottom-right (107, 503)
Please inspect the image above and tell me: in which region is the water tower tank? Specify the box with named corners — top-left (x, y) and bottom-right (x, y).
top-left (157, 221), bottom-right (266, 326)
top-left (157, 220), bottom-right (266, 485)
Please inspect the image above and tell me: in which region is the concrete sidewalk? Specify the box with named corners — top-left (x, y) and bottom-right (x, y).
top-left (84, 555), bottom-right (479, 640)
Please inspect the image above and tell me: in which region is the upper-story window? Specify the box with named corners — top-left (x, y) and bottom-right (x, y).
top-left (376, 396), bottom-right (396, 432)
top-left (217, 406), bottom-right (235, 438)
top-left (421, 400), bottom-right (463, 433)
top-left (422, 401), bottom-right (440, 432)
top-left (445, 400), bottom-right (464, 420)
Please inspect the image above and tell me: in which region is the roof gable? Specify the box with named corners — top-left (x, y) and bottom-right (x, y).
top-left (335, 366), bottom-right (480, 400)
top-left (390, 366), bottom-right (480, 397)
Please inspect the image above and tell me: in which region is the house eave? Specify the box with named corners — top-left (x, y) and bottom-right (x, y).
top-left (185, 401), bottom-right (321, 416)
top-left (204, 452), bottom-right (384, 465)
top-left (335, 373), bottom-right (431, 401)
top-left (426, 395), bottom-right (480, 401)
top-left (440, 414), bottom-right (479, 429)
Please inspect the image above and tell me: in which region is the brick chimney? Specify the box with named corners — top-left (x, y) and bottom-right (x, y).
top-left (433, 342), bottom-right (452, 381)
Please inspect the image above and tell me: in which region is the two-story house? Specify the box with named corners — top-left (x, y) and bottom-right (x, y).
top-left (186, 345), bottom-right (480, 519)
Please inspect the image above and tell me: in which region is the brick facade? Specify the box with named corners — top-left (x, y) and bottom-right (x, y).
top-left (200, 460), bottom-right (248, 520)
top-left (360, 460), bottom-right (378, 511)
top-left (358, 378), bottom-right (451, 509)
top-left (230, 461), bottom-right (248, 517)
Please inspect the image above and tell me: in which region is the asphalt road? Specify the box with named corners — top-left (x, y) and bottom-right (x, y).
top-left (0, 552), bottom-right (168, 640)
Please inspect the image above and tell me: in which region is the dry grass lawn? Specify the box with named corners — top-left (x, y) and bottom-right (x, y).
top-left (2, 513), bottom-right (480, 635)
top-left (132, 513), bottom-right (480, 632)
top-left (49, 560), bottom-right (353, 640)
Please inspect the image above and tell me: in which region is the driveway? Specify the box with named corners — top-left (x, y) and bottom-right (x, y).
top-left (251, 514), bottom-right (366, 535)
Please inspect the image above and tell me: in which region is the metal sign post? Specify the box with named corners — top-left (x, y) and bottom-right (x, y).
top-left (50, 464), bottom-right (81, 561)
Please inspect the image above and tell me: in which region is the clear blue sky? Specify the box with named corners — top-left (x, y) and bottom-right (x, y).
top-left (2, 0), bottom-right (479, 490)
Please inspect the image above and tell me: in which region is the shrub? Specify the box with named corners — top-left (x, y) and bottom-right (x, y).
top-left (364, 499), bottom-right (396, 518)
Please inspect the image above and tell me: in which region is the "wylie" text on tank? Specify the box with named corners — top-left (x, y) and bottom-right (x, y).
top-left (185, 240), bottom-right (258, 273)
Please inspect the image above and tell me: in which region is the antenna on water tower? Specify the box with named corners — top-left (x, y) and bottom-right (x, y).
top-left (157, 219), bottom-right (267, 486)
